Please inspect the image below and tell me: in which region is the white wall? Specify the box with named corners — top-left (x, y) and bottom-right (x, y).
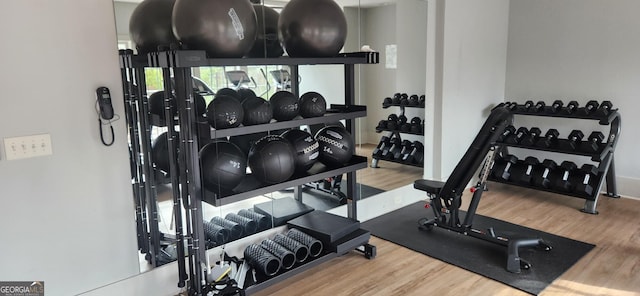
top-left (113, 1), bottom-right (137, 41)
top-left (0, 1), bottom-right (140, 296)
top-left (425, 0), bottom-right (510, 180)
top-left (505, 0), bottom-right (640, 197)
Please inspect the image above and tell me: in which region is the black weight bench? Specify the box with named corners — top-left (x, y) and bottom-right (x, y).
top-left (413, 105), bottom-right (551, 273)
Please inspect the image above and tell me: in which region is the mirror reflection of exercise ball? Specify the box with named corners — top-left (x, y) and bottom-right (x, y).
top-left (129, 0), bottom-right (178, 54)
top-left (172, 0), bottom-right (258, 58)
top-left (278, 0), bottom-right (347, 57)
top-left (246, 5), bottom-right (283, 58)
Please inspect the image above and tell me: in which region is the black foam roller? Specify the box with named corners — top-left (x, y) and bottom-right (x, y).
top-left (210, 216), bottom-right (244, 240)
top-left (261, 239), bottom-right (296, 270)
top-left (202, 220), bottom-right (230, 246)
top-left (238, 209), bottom-right (271, 231)
top-left (273, 233), bottom-right (309, 263)
top-left (225, 213), bottom-right (258, 236)
top-left (286, 228), bottom-right (323, 258)
top-left (244, 244), bottom-right (281, 276)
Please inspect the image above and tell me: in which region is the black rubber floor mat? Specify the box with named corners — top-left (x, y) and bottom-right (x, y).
top-left (362, 201), bottom-right (595, 295)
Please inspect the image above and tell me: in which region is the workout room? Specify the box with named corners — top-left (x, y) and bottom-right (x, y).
top-left (0, 1), bottom-right (638, 296)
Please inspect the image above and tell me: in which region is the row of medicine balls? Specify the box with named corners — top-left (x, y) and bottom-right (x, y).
top-left (147, 87), bottom-right (327, 128)
top-left (199, 125), bottom-right (354, 193)
top-left (129, 0), bottom-right (348, 58)
top-left (207, 88), bottom-right (327, 129)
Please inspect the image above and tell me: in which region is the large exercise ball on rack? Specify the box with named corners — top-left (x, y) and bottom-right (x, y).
top-left (129, 0), bottom-right (178, 54)
top-left (269, 91), bottom-right (299, 121)
top-left (299, 92), bottom-right (327, 118)
top-left (148, 91), bottom-right (176, 124)
top-left (281, 129), bottom-right (319, 172)
top-left (172, 0), bottom-right (258, 58)
top-left (248, 135), bottom-right (296, 184)
top-left (278, 0), bottom-right (347, 57)
top-left (315, 125), bottom-right (354, 166)
top-left (216, 88), bottom-right (241, 100)
top-left (151, 131), bottom-right (178, 173)
top-left (237, 88), bottom-right (257, 103)
top-left (206, 95), bottom-right (244, 129)
top-left (246, 4), bottom-right (283, 58)
top-left (242, 96), bottom-right (272, 125)
top-left (200, 141), bottom-right (247, 192)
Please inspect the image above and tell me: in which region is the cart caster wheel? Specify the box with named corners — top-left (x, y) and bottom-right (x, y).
top-left (363, 243), bottom-right (376, 259)
top-left (520, 259), bottom-right (531, 270)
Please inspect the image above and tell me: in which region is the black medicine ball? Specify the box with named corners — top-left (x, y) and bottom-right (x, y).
top-left (206, 95), bottom-right (244, 129)
top-left (242, 96), bottom-right (272, 125)
top-left (216, 88), bottom-right (241, 100)
top-left (315, 125), bottom-right (354, 166)
top-left (200, 141), bottom-right (247, 192)
top-left (270, 91), bottom-right (299, 121)
top-left (148, 91), bottom-right (176, 125)
top-left (299, 92), bottom-right (327, 118)
top-left (237, 88), bottom-right (257, 103)
top-left (248, 135), bottom-right (296, 184)
top-left (193, 92), bottom-right (207, 116)
top-left (151, 131), bottom-right (178, 173)
top-left (281, 129), bottom-right (319, 172)
top-left (229, 132), bottom-right (268, 157)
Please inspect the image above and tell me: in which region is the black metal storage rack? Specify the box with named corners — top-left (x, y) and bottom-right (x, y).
top-left (489, 102), bottom-right (621, 214)
top-left (371, 102), bottom-right (424, 168)
top-left (119, 49), bottom-right (379, 295)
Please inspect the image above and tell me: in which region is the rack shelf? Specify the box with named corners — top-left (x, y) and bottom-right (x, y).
top-left (375, 127), bottom-right (422, 136)
top-left (203, 156), bottom-right (368, 206)
top-left (497, 140), bottom-right (610, 162)
top-left (504, 103), bottom-right (620, 125)
top-left (371, 156), bottom-right (422, 168)
top-left (382, 103), bottom-right (424, 109)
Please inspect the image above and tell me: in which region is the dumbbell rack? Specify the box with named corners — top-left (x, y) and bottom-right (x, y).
top-left (371, 102), bottom-right (424, 168)
top-left (489, 101), bottom-right (621, 214)
top-left (120, 49), bottom-right (379, 295)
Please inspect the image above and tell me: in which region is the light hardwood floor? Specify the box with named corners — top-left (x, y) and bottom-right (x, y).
top-left (252, 145), bottom-right (640, 296)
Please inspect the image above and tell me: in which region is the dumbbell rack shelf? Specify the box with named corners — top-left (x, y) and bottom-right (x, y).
top-left (120, 49), bottom-right (379, 296)
top-left (491, 102), bottom-right (621, 214)
top-left (372, 102), bottom-right (424, 168)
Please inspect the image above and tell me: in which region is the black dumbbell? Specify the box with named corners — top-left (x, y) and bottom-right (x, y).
top-left (410, 117), bottom-right (422, 134)
top-left (532, 159), bottom-right (558, 188)
top-left (419, 95), bottom-right (425, 107)
top-left (575, 164), bottom-right (599, 196)
top-left (376, 120), bottom-right (387, 131)
top-left (398, 114), bottom-right (408, 126)
top-left (518, 156), bottom-right (540, 184)
top-left (372, 136), bottom-right (391, 158)
top-left (400, 97), bottom-right (409, 106)
top-left (595, 100), bottom-right (613, 116)
top-left (523, 100), bottom-right (534, 111)
top-left (554, 161), bottom-right (578, 192)
top-left (567, 130), bottom-right (584, 150)
top-left (409, 95), bottom-right (419, 106)
top-left (403, 141), bottom-right (424, 164)
top-left (521, 127), bottom-right (541, 146)
top-left (534, 101), bottom-right (546, 112)
top-left (401, 93), bottom-right (408, 100)
top-left (536, 129), bottom-right (560, 148)
top-left (504, 101), bottom-right (518, 111)
top-left (400, 123), bottom-right (411, 132)
top-left (391, 94), bottom-right (401, 104)
top-left (492, 154), bottom-right (518, 181)
top-left (398, 140), bottom-right (413, 160)
top-left (550, 100), bottom-right (564, 113)
top-left (498, 125), bottom-right (516, 142)
top-left (564, 100), bottom-right (579, 114)
top-left (386, 114), bottom-right (399, 130)
top-left (382, 137), bottom-right (402, 159)
top-left (505, 127), bottom-right (529, 144)
top-left (383, 97), bottom-right (392, 107)
top-left (586, 131), bottom-right (605, 152)
top-left (580, 100), bottom-right (599, 115)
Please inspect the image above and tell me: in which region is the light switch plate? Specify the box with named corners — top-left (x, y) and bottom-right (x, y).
top-left (3, 134), bottom-right (53, 160)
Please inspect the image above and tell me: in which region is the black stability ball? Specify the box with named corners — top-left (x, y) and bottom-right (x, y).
top-left (278, 0), bottom-right (347, 57)
top-left (242, 96), bottom-right (272, 126)
top-left (206, 95), bottom-right (244, 129)
top-left (151, 131), bottom-right (178, 173)
top-left (248, 135), bottom-right (296, 184)
top-left (281, 129), bottom-right (319, 172)
top-left (172, 0), bottom-right (258, 58)
top-left (246, 5), bottom-right (283, 58)
top-left (148, 91), bottom-right (176, 124)
top-left (200, 141), bottom-right (247, 192)
top-left (315, 125), bottom-right (354, 166)
top-left (129, 0), bottom-right (178, 54)
top-left (270, 91), bottom-right (299, 121)
top-left (299, 91), bottom-right (327, 118)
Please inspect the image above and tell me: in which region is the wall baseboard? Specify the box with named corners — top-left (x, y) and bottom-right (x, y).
top-left (612, 176), bottom-right (640, 199)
